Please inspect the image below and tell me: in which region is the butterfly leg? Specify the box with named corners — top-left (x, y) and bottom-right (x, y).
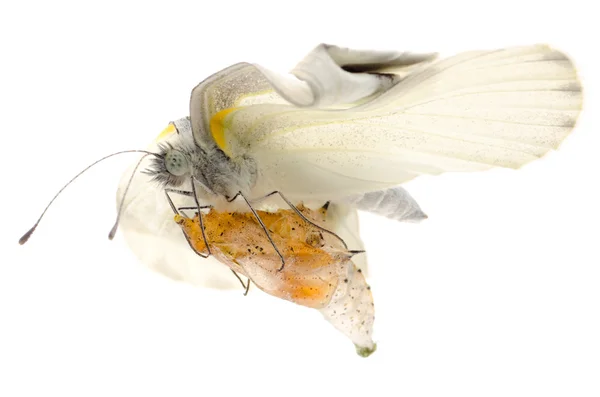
top-left (166, 186), bottom-right (211, 258)
top-left (189, 178), bottom-right (212, 257)
top-left (176, 206), bottom-right (213, 218)
top-left (261, 191), bottom-right (349, 250)
top-left (164, 188), bottom-right (194, 214)
top-left (166, 188), bottom-right (254, 293)
top-left (172, 200), bottom-right (251, 295)
top-left (175, 202), bottom-right (252, 295)
top-left (229, 270), bottom-right (252, 296)
top-left (226, 192), bottom-right (287, 271)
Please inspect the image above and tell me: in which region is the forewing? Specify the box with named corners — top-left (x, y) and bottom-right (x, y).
top-left (189, 63), bottom-right (284, 147)
top-left (189, 44), bottom-right (437, 147)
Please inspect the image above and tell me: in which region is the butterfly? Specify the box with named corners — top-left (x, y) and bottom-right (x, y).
top-left (21, 43), bottom-right (582, 293)
top-left (112, 43), bottom-right (582, 286)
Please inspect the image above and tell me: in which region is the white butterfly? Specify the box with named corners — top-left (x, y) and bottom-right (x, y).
top-left (114, 43), bottom-right (581, 288)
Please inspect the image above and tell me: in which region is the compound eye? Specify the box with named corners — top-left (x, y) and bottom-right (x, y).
top-left (164, 150), bottom-right (189, 176)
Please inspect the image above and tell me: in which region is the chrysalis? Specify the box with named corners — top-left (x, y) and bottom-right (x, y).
top-left (175, 204), bottom-right (376, 356)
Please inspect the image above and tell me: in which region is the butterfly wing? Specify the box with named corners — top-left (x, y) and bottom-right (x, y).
top-left (215, 45), bottom-right (582, 201)
top-left (189, 62), bottom-right (284, 148)
top-left (344, 187), bottom-right (428, 223)
top-left (189, 44), bottom-right (438, 147)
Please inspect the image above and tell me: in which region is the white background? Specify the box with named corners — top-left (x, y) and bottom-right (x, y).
top-left (1, 1), bottom-right (598, 396)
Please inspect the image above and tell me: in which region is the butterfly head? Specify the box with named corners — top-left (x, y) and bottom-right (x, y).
top-left (145, 142), bottom-right (195, 187)
top-left (143, 117), bottom-right (202, 188)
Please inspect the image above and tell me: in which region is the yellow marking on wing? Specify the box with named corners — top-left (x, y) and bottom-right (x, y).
top-left (210, 107), bottom-right (239, 156)
top-left (155, 123), bottom-right (176, 142)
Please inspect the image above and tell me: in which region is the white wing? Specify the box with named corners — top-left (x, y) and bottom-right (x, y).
top-left (253, 43), bottom-right (438, 107)
top-left (215, 45), bottom-right (582, 201)
top-left (344, 187), bottom-right (428, 222)
top-left (189, 44), bottom-right (437, 147)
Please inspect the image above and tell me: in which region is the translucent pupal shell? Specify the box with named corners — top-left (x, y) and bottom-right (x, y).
top-left (175, 205), bottom-right (375, 355)
top-left (175, 206), bottom-right (348, 308)
top-left (320, 263), bottom-right (376, 356)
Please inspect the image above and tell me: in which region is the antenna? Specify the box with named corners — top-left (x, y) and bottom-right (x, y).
top-left (108, 154), bottom-right (150, 240)
top-left (19, 150), bottom-right (161, 245)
